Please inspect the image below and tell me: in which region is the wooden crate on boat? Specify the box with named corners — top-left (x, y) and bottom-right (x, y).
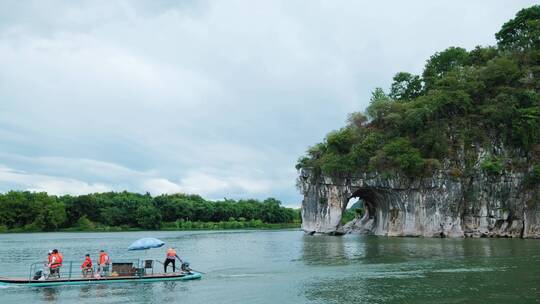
top-left (111, 263), bottom-right (135, 276)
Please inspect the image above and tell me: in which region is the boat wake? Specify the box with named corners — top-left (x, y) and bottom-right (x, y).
top-left (431, 267), bottom-right (501, 273)
top-left (216, 273), bottom-right (267, 278)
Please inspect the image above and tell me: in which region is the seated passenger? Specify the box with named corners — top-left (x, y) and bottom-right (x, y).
top-left (81, 254), bottom-right (93, 277)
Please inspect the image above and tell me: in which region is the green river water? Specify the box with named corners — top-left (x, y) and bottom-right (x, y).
top-left (0, 230), bottom-right (539, 303)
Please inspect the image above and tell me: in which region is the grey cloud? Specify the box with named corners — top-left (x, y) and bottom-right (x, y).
top-left (0, 0), bottom-right (536, 205)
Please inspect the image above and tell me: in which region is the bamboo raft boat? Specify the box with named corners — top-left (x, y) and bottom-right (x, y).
top-left (0, 259), bottom-right (202, 287)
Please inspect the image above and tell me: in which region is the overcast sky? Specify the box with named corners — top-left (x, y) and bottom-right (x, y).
top-left (0, 0), bottom-right (536, 206)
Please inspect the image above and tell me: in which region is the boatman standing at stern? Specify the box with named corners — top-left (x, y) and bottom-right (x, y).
top-left (164, 247), bottom-right (181, 273)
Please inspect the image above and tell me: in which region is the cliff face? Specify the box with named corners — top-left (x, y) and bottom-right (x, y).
top-left (299, 148), bottom-right (540, 238)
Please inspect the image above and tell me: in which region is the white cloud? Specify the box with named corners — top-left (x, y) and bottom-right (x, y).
top-left (142, 178), bottom-right (183, 195)
top-left (0, 155), bottom-right (281, 199)
top-left (177, 171), bottom-right (272, 195)
top-left (0, 165), bottom-right (110, 195)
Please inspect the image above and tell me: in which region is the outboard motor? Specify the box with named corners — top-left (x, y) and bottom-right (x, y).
top-left (33, 270), bottom-right (43, 280)
top-left (181, 261), bottom-right (191, 272)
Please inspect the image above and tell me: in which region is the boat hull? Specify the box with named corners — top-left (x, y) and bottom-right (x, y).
top-left (0, 272), bottom-right (202, 287)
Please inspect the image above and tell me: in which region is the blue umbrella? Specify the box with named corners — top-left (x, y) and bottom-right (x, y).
top-left (128, 238), bottom-right (165, 251)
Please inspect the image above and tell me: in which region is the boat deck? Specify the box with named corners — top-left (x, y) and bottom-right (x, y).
top-left (0, 271), bottom-right (201, 286)
top-left (0, 259), bottom-right (202, 286)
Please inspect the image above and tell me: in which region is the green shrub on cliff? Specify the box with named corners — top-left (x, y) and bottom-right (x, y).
top-left (481, 156), bottom-right (504, 175)
top-left (297, 5), bottom-right (540, 178)
top-left (369, 138), bottom-right (425, 175)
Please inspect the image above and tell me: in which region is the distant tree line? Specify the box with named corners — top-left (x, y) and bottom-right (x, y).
top-left (0, 191), bottom-right (300, 232)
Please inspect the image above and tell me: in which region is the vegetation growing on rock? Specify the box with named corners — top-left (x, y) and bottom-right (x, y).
top-left (296, 6), bottom-right (540, 178)
top-left (481, 156), bottom-right (504, 175)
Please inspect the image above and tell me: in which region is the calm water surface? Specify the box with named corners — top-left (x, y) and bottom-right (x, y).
top-left (0, 230), bottom-right (539, 303)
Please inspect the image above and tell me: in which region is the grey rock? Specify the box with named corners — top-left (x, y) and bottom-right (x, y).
top-left (298, 148), bottom-right (540, 238)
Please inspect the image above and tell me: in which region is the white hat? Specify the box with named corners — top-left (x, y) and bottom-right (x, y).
top-left (48, 250), bottom-right (53, 254)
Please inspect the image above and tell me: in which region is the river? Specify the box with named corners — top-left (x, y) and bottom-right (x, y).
top-left (0, 230), bottom-right (539, 303)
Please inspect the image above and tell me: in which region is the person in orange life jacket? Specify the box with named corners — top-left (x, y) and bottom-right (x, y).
top-left (164, 247), bottom-right (182, 273)
top-left (49, 249), bottom-right (63, 277)
top-left (81, 254), bottom-right (93, 277)
top-left (98, 250), bottom-right (111, 275)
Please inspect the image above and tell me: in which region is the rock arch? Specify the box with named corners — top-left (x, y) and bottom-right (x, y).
top-left (298, 169), bottom-right (539, 238)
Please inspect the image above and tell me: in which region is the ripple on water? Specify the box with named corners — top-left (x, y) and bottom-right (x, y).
top-left (431, 267), bottom-right (501, 273)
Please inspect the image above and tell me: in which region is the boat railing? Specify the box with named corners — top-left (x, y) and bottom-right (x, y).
top-left (27, 258), bottom-right (160, 281)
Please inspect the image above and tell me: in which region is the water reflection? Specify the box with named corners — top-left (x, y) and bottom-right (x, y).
top-left (300, 234), bottom-right (474, 265)
top-left (32, 281), bottom-right (190, 303)
top-left (78, 285), bottom-right (92, 298)
top-left (302, 236), bottom-right (540, 304)
top-left (301, 235), bottom-right (347, 265)
top-left (40, 287), bottom-right (58, 302)
top-left (361, 236), bottom-right (471, 264)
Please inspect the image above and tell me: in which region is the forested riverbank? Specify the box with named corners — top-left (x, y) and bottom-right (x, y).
top-left (0, 191), bottom-right (301, 232)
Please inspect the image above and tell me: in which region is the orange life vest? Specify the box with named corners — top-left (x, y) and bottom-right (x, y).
top-left (99, 252), bottom-right (110, 265)
top-left (81, 257), bottom-right (92, 269)
top-left (167, 249), bottom-right (176, 258)
top-left (51, 253), bottom-right (63, 268)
